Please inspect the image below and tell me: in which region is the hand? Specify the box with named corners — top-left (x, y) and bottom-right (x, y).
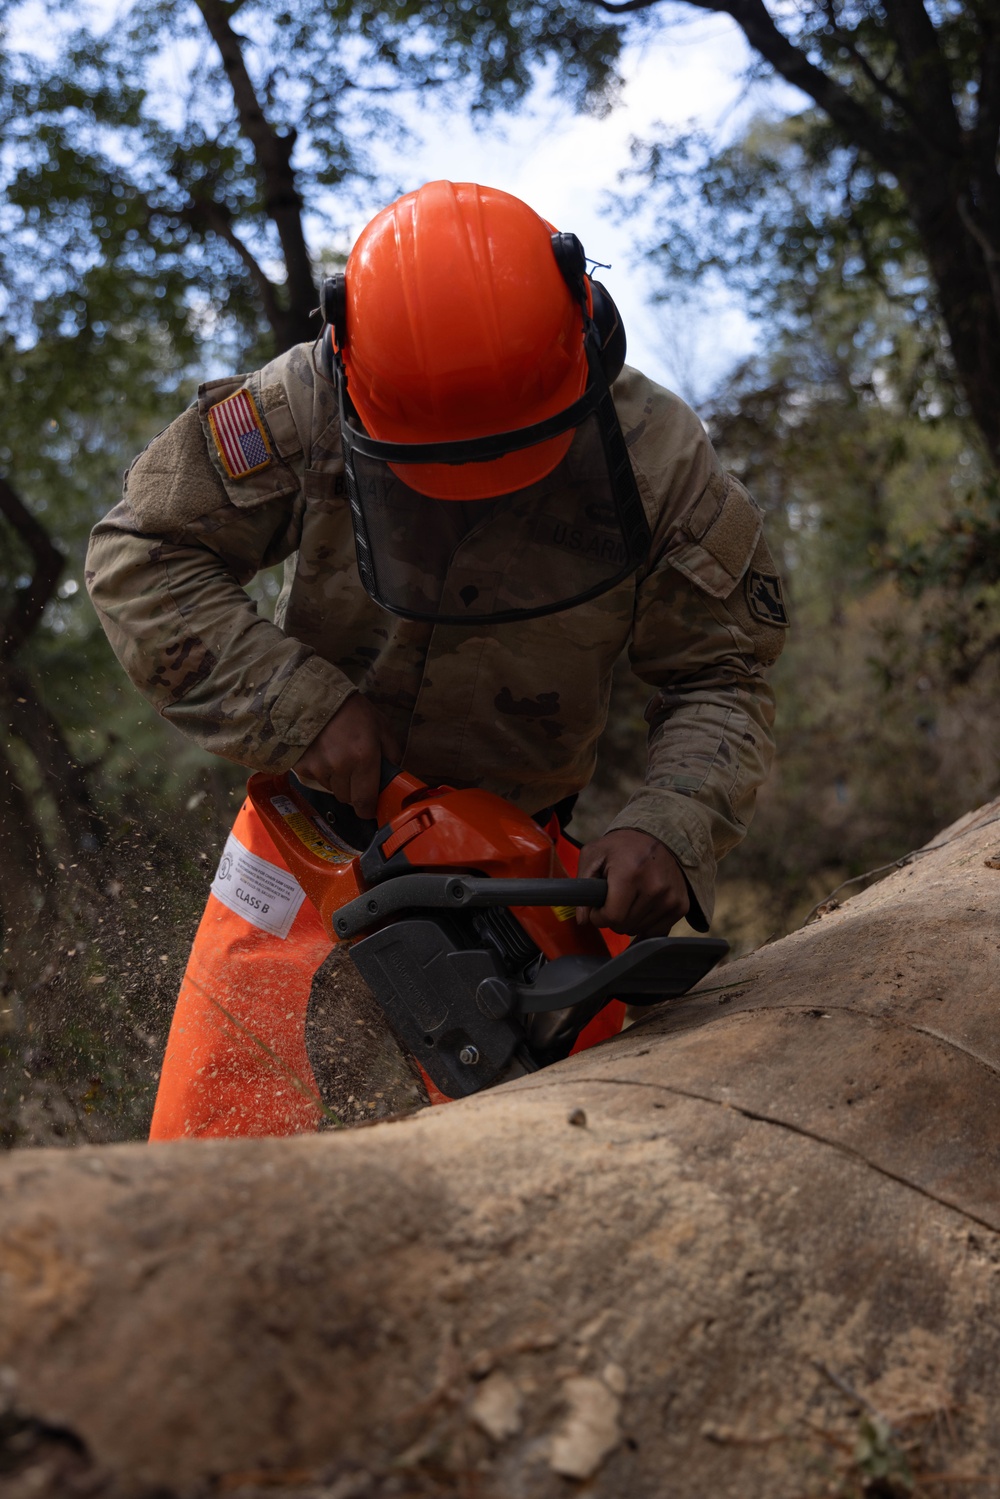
top-left (576, 829), bottom-right (690, 938)
top-left (293, 694), bottom-right (402, 820)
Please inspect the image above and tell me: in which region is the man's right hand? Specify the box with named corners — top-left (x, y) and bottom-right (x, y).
top-left (292, 694), bottom-right (402, 820)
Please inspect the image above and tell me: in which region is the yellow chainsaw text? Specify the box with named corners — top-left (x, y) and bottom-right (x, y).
top-left (280, 809), bottom-right (354, 864)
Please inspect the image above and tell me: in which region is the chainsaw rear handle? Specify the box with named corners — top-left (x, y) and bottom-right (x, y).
top-left (289, 758), bottom-right (410, 855)
top-left (380, 756), bottom-right (403, 791)
top-left (333, 874), bottom-right (608, 940)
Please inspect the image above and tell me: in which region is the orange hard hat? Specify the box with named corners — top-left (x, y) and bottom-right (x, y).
top-left (337, 180), bottom-right (591, 500)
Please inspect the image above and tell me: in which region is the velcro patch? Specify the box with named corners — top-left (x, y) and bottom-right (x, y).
top-left (745, 569), bottom-right (790, 627)
top-left (207, 389), bottom-right (274, 480)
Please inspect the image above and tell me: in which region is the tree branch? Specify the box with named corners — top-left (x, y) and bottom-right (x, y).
top-left (181, 196), bottom-right (284, 334)
top-left (0, 475), bottom-right (64, 665)
top-left (194, 0), bottom-right (316, 349)
top-left (820, 0), bottom-right (913, 122)
top-left (588, 0), bottom-right (910, 174)
top-left (880, 0), bottom-right (962, 154)
top-left (957, 194), bottom-right (1000, 324)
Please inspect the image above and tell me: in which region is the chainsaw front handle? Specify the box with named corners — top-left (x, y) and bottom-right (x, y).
top-left (333, 874), bottom-right (608, 940)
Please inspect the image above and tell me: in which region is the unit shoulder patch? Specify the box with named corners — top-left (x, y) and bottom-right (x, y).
top-left (207, 389), bottom-right (274, 480)
top-left (745, 569), bottom-right (790, 627)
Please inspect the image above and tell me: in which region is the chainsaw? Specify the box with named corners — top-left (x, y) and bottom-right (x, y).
top-left (247, 761), bottom-right (727, 1100)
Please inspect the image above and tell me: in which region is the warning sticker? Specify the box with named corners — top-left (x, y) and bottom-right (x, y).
top-left (270, 795), bottom-right (356, 863)
top-left (210, 832), bottom-right (306, 939)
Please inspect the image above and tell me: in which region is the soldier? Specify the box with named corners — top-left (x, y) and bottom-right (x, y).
top-left (86, 180), bottom-right (788, 1139)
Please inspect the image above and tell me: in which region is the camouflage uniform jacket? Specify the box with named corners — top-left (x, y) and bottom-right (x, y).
top-left (86, 342), bottom-right (788, 926)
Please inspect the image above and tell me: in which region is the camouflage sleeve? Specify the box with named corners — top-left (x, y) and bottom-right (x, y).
top-left (607, 469), bottom-right (788, 929)
top-left (86, 392), bottom-right (357, 772)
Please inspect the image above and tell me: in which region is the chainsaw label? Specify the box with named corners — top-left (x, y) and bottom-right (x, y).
top-left (210, 833), bottom-right (306, 939)
top-left (270, 795), bottom-right (356, 862)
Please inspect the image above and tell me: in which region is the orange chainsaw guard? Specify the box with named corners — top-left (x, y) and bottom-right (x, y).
top-left (149, 800), bottom-right (626, 1140)
top-left (148, 798), bottom-right (331, 1141)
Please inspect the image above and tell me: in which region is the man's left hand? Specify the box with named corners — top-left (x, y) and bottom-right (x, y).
top-left (576, 829), bottom-right (690, 937)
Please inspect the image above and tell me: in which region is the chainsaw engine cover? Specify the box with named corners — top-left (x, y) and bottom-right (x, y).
top-left (348, 917), bottom-right (522, 1097)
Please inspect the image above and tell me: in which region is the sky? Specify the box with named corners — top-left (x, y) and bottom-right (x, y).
top-left (349, 12), bottom-right (797, 405)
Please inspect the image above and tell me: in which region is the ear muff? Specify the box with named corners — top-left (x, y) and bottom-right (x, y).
top-left (319, 272), bottom-right (347, 383)
top-left (589, 279), bottom-right (627, 385)
top-left (550, 233), bottom-right (627, 385)
top-left (550, 231), bottom-right (588, 301)
top-left (321, 272), bottom-right (348, 344)
top-left (322, 272), bottom-right (347, 336)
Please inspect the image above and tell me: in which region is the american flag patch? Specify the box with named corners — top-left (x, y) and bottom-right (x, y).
top-left (207, 389), bottom-right (274, 479)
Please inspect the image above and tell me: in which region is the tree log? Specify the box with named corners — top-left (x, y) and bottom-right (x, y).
top-left (2, 800), bottom-right (1000, 1496)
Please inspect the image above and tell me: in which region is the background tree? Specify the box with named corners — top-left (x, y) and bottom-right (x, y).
top-left (2, 0), bottom-right (634, 358)
top-left (595, 0), bottom-right (1000, 466)
top-left (2, 0), bottom-right (997, 1142)
top-left (575, 114), bottom-right (999, 948)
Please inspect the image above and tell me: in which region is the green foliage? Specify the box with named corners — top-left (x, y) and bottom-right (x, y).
top-left (2, 0), bottom-right (996, 1139)
top-left (623, 112), bottom-right (957, 423)
top-left (1, 0), bottom-right (635, 361)
top-left (893, 477), bottom-right (1000, 596)
top-left (577, 182), bottom-right (999, 952)
top-left (708, 328), bottom-right (1000, 941)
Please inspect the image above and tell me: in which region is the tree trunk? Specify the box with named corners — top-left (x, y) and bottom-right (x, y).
top-left (3, 798), bottom-right (1000, 1495)
top-left (905, 166), bottom-right (1000, 461)
top-left (0, 477), bottom-right (106, 867)
top-left (0, 733), bottom-right (55, 967)
top-left (1, 668), bottom-right (106, 860)
top-left (601, 0), bottom-right (1000, 466)
top-left (194, 0), bottom-right (317, 353)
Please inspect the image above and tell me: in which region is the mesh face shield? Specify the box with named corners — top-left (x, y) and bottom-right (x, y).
top-left (338, 337), bottom-right (651, 626)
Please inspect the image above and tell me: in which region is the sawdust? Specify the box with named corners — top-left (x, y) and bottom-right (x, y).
top-left (304, 945), bottom-right (427, 1122)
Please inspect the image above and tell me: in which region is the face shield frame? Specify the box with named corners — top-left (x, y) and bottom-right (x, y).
top-left (333, 325), bottom-right (652, 628)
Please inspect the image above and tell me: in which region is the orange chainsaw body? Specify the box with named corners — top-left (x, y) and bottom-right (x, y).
top-left (248, 769), bottom-right (611, 964)
top-left (246, 766), bottom-right (726, 1101)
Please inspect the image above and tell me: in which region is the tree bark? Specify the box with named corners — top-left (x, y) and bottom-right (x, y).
top-left (0, 476), bottom-right (106, 864)
top-left (0, 476), bottom-right (64, 664)
top-left (906, 169), bottom-right (1000, 459)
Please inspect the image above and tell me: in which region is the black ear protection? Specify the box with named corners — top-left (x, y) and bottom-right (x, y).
top-left (320, 272), bottom-right (347, 379)
top-left (322, 272), bottom-right (347, 336)
top-left (531, 230), bottom-right (629, 385)
top-left (320, 230), bottom-right (626, 386)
